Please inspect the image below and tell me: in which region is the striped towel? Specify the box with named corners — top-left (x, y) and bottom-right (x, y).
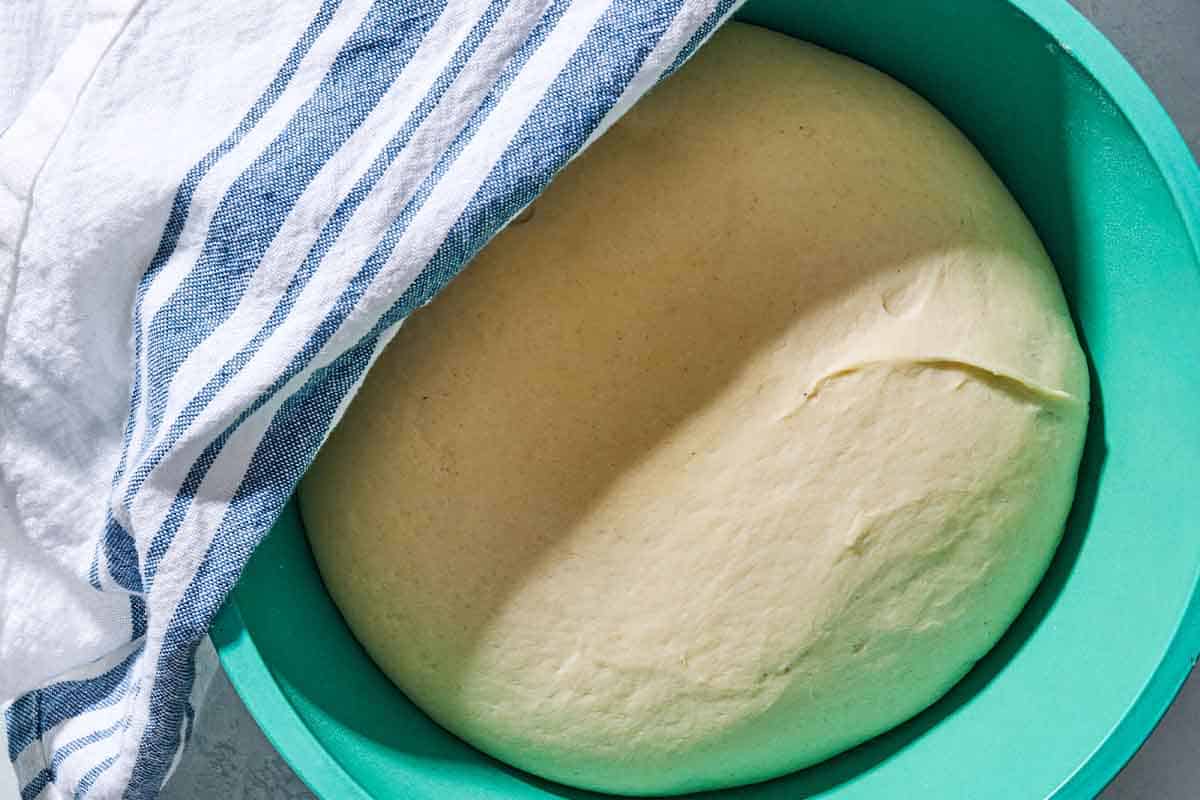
top-left (0, 0), bottom-right (741, 796)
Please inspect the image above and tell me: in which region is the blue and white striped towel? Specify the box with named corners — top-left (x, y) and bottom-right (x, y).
top-left (0, 0), bottom-right (742, 796)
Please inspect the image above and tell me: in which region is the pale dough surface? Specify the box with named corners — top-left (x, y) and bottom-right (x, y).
top-left (301, 23), bottom-right (1089, 796)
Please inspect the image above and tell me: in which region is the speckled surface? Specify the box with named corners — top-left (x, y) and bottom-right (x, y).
top-left (10, 1), bottom-right (1195, 799)
top-left (159, 671), bottom-right (315, 800)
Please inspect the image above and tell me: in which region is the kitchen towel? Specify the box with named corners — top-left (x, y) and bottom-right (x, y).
top-left (0, 0), bottom-right (740, 796)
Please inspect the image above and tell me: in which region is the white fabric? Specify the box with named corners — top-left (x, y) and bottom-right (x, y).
top-left (0, 1), bottom-right (87, 133)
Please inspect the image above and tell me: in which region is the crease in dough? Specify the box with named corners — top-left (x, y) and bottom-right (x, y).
top-left (800, 357), bottom-right (1083, 409)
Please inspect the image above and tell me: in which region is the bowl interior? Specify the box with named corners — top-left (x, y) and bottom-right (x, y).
top-left (212, 0), bottom-right (1200, 798)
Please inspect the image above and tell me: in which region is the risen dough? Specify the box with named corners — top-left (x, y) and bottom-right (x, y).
top-left (301, 23), bottom-right (1088, 797)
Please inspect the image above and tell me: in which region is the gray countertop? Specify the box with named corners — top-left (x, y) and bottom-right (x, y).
top-left (4, 1), bottom-right (1193, 799)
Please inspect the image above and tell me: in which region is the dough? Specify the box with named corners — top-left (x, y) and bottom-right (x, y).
top-left (301, 23), bottom-right (1088, 797)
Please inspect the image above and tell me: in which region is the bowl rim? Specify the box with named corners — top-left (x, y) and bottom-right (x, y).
top-left (213, 1), bottom-right (1200, 797)
top-left (998, 0), bottom-right (1200, 795)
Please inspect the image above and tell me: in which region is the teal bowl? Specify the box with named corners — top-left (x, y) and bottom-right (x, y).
top-left (212, 0), bottom-right (1200, 797)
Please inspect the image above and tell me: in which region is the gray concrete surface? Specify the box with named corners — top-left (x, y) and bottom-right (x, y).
top-left (161, 1), bottom-right (1200, 797)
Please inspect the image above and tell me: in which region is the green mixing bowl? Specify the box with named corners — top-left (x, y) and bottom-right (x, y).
top-left (212, 0), bottom-right (1200, 797)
